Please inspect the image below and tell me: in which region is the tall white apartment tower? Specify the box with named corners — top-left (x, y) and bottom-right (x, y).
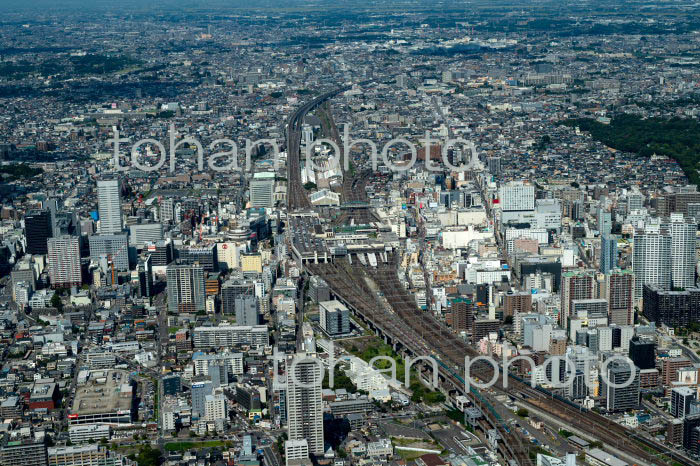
top-left (286, 354), bottom-right (324, 456)
top-left (632, 230), bottom-right (672, 298)
top-left (97, 179), bottom-right (122, 234)
top-left (670, 213), bottom-right (697, 289)
top-left (48, 235), bottom-right (82, 288)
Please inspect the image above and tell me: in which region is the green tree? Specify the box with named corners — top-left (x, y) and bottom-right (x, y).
top-left (50, 293), bottom-right (63, 311)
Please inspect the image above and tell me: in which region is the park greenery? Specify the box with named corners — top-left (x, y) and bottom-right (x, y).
top-left (562, 114), bottom-right (700, 188)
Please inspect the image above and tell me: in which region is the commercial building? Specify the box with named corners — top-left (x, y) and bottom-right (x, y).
top-left (69, 370), bottom-right (133, 425)
top-left (192, 325), bottom-right (269, 348)
top-left (602, 360), bottom-right (640, 412)
top-left (25, 209), bottom-right (53, 255)
top-left (319, 300), bottom-right (350, 336)
top-left (88, 234), bottom-right (129, 271)
top-left (250, 172), bottom-right (275, 208)
top-left (67, 425), bottom-right (110, 444)
top-left (672, 387), bottom-right (697, 419)
top-left (235, 296), bottom-right (259, 326)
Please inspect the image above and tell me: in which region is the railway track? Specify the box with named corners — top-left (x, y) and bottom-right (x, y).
top-left (308, 254), bottom-right (695, 466)
top-left (306, 258), bottom-right (532, 466)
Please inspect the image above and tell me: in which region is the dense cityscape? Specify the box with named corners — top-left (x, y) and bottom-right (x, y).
top-left (2, 1), bottom-right (700, 465)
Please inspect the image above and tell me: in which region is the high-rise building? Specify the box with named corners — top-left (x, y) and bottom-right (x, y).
top-left (235, 296), bottom-right (259, 326)
top-left (204, 393), bottom-right (227, 422)
top-left (670, 214), bottom-right (697, 289)
top-left (166, 263), bottom-right (206, 313)
top-left (129, 223), bottom-right (163, 249)
top-left (250, 172), bottom-right (275, 208)
top-left (97, 179), bottom-right (122, 234)
top-left (597, 208), bottom-right (612, 236)
top-left (159, 197), bottom-right (175, 224)
top-left (633, 231), bottom-right (672, 298)
top-left (606, 270), bottom-right (634, 325)
top-left (0, 441), bottom-right (48, 466)
top-left (191, 380), bottom-right (213, 418)
top-left (672, 387), bottom-right (697, 419)
top-left (48, 236), bottom-right (81, 288)
top-left (221, 277), bottom-right (255, 314)
top-left (136, 255), bottom-right (153, 298)
top-left (627, 190), bottom-right (644, 212)
top-left (319, 300), bottom-right (350, 336)
top-left (629, 336), bottom-right (656, 370)
top-left (498, 181), bottom-right (535, 212)
top-left (503, 291), bottom-right (532, 318)
top-left (88, 234), bottom-right (129, 271)
top-left (683, 413), bottom-right (700, 452)
top-left (25, 209), bottom-right (52, 255)
top-left (560, 270), bottom-right (595, 328)
top-left (287, 355), bottom-right (324, 456)
top-left (452, 298), bottom-right (474, 331)
top-left (599, 234), bottom-right (617, 274)
top-left (642, 284), bottom-right (700, 328)
top-left (602, 360), bottom-right (640, 412)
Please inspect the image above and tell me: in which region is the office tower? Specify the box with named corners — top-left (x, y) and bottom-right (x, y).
top-left (47, 236), bottom-right (81, 288)
top-left (235, 296), bottom-right (259, 326)
top-left (25, 209), bottom-right (52, 254)
top-left (221, 277), bottom-right (255, 314)
top-left (672, 387), bottom-right (697, 419)
top-left (602, 360), bottom-right (640, 412)
top-left (129, 223), bottom-right (163, 248)
top-left (308, 276), bottom-right (331, 303)
top-left (599, 234), bottom-right (617, 274)
top-left (498, 181), bottom-right (535, 211)
top-left (287, 354), bottom-right (324, 456)
top-left (88, 234), bottom-right (129, 271)
top-left (452, 298), bottom-right (474, 331)
top-left (319, 300), bottom-right (350, 336)
top-left (560, 270), bottom-right (595, 328)
top-left (606, 269), bottom-right (634, 325)
top-left (629, 336), bottom-right (655, 370)
top-left (633, 231), bottom-right (672, 298)
top-left (670, 214), bottom-right (697, 289)
top-left (97, 179), bottom-right (122, 234)
top-left (597, 208), bottom-right (612, 236)
top-left (136, 255), bottom-right (153, 298)
top-left (250, 172), bottom-right (275, 208)
top-left (177, 245), bottom-right (218, 271)
top-left (166, 263), bottom-right (206, 313)
top-left (0, 441), bottom-right (48, 466)
top-left (642, 284), bottom-right (700, 328)
top-left (145, 239), bottom-right (174, 267)
top-left (191, 380), bottom-right (213, 418)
